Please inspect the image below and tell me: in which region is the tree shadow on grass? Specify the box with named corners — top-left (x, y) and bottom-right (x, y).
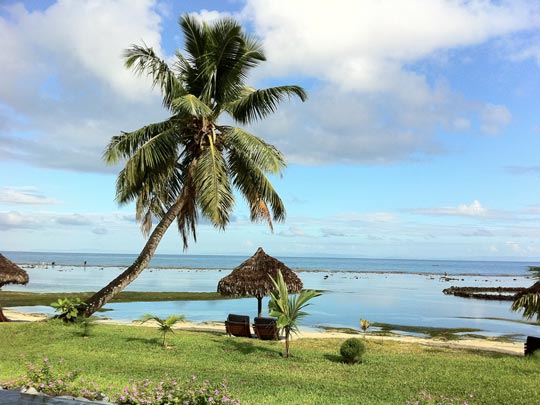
top-left (323, 353), bottom-right (344, 363)
top-left (214, 336), bottom-right (281, 357)
top-left (125, 337), bottom-right (161, 346)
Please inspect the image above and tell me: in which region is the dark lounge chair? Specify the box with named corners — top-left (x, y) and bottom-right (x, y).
top-left (253, 317), bottom-right (279, 340)
top-left (524, 336), bottom-right (540, 355)
top-left (225, 314), bottom-right (252, 338)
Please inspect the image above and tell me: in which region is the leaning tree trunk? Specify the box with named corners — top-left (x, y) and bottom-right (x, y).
top-left (0, 307), bottom-right (11, 322)
top-left (83, 197), bottom-right (184, 317)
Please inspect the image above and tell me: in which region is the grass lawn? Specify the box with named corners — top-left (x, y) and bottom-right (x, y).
top-left (0, 321), bottom-right (539, 404)
top-left (0, 291), bottom-right (238, 307)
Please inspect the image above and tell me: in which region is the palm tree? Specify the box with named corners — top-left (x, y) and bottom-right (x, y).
top-left (82, 15), bottom-right (306, 317)
top-left (269, 270), bottom-right (321, 358)
top-left (139, 314), bottom-right (185, 348)
top-left (511, 266), bottom-right (540, 322)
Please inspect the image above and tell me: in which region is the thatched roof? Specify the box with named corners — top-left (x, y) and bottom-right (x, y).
top-left (514, 281), bottom-right (540, 301)
top-left (0, 254), bottom-right (29, 288)
top-left (217, 247), bottom-right (303, 298)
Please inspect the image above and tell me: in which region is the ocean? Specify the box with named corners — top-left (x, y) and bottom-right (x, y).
top-left (3, 250), bottom-right (536, 275)
top-left (2, 251), bottom-right (539, 339)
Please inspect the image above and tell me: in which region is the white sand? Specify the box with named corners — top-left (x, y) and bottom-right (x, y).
top-left (3, 309), bottom-right (524, 356)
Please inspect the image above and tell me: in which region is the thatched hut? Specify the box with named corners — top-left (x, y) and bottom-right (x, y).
top-left (217, 247), bottom-right (303, 317)
top-left (0, 253), bottom-right (29, 322)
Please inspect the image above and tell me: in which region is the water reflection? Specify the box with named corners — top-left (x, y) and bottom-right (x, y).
top-left (5, 266), bottom-right (538, 338)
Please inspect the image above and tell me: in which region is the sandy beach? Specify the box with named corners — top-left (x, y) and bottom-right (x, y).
top-left (4, 309), bottom-right (524, 356)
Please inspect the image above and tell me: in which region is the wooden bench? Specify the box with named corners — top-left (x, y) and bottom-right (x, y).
top-left (524, 336), bottom-right (540, 355)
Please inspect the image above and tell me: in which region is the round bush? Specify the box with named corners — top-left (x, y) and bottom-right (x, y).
top-left (340, 338), bottom-right (365, 364)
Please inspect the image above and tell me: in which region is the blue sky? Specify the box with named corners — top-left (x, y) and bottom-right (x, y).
top-left (1, 0), bottom-right (540, 260)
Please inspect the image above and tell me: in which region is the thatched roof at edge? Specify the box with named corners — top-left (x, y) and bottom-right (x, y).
top-left (0, 253), bottom-right (29, 288)
top-left (217, 247), bottom-right (303, 298)
top-left (513, 281), bottom-right (540, 301)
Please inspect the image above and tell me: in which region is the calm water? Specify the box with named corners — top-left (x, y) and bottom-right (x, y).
top-left (2, 251), bottom-right (539, 338)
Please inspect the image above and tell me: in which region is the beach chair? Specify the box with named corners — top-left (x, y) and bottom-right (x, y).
top-left (225, 314), bottom-right (252, 338)
top-left (524, 336), bottom-right (540, 355)
top-left (253, 317), bottom-right (279, 340)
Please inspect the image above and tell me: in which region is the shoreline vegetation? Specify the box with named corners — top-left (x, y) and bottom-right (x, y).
top-left (0, 291), bottom-right (240, 307)
top-left (1, 311), bottom-right (537, 404)
top-left (443, 286), bottom-right (526, 300)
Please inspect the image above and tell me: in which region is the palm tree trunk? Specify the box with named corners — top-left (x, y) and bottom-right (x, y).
top-left (0, 307), bottom-right (10, 322)
top-left (285, 330), bottom-right (290, 358)
top-left (83, 197), bottom-right (184, 317)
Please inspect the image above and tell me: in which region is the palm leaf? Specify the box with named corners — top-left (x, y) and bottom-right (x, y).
top-left (171, 94), bottom-right (213, 117)
top-left (104, 119), bottom-right (177, 164)
top-left (193, 135), bottom-right (234, 228)
top-left (224, 126), bottom-right (286, 174)
top-left (227, 145), bottom-right (286, 225)
top-left (226, 85), bottom-right (307, 124)
top-left (512, 293), bottom-right (540, 321)
top-left (124, 45), bottom-right (185, 109)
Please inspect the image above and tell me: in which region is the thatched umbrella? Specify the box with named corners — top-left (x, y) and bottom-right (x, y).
top-left (0, 253), bottom-right (29, 322)
top-left (217, 247), bottom-right (303, 317)
top-left (512, 281), bottom-right (540, 322)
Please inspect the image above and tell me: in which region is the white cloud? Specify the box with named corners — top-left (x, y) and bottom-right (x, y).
top-left (0, 0), bottom-right (168, 172)
top-left (0, 0), bottom-right (538, 173)
top-left (55, 214), bottom-right (92, 226)
top-left (242, 0), bottom-right (536, 164)
top-left (0, 186), bottom-right (61, 205)
top-left (246, 0), bottom-right (538, 85)
top-left (0, 210), bottom-right (43, 229)
top-left (480, 104), bottom-right (512, 135)
top-left (278, 226), bottom-right (310, 238)
top-left (411, 200), bottom-right (489, 217)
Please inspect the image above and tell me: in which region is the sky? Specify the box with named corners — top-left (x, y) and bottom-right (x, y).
top-left (1, 0), bottom-right (540, 260)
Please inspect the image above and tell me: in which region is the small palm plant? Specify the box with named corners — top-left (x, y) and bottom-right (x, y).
top-left (360, 318), bottom-right (371, 337)
top-left (511, 267), bottom-right (540, 322)
top-left (269, 271), bottom-right (321, 358)
top-left (139, 314), bottom-right (185, 348)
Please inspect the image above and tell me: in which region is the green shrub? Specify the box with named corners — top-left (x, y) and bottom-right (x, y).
top-left (340, 338), bottom-right (365, 364)
top-left (50, 298), bottom-right (86, 322)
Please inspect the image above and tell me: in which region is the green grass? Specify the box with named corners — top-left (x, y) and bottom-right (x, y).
top-left (0, 291), bottom-right (240, 307)
top-left (1, 322), bottom-right (539, 404)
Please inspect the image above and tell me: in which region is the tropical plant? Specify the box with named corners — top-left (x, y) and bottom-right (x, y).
top-left (340, 338), bottom-right (365, 364)
top-left (269, 270), bottom-right (321, 358)
top-left (511, 282), bottom-right (540, 322)
top-left (360, 318), bottom-right (371, 335)
top-left (511, 265), bottom-right (540, 322)
top-left (82, 15), bottom-right (306, 318)
top-left (51, 298), bottom-right (87, 322)
top-left (139, 314), bottom-right (185, 348)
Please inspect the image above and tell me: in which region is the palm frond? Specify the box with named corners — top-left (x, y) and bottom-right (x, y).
top-left (193, 135), bottom-right (235, 228)
top-left (171, 94), bottom-right (213, 118)
top-left (164, 314), bottom-right (186, 327)
top-left (138, 314), bottom-right (163, 324)
top-left (226, 85), bottom-right (307, 125)
top-left (104, 119), bottom-right (177, 164)
top-left (227, 143), bottom-right (286, 226)
top-left (224, 126), bottom-right (286, 173)
top-left (269, 271), bottom-right (321, 335)
top-left (512, 293), bottom-right (540, 321)
top-left (179, 15), bottom-right (208, 62)
top-left (175, 168), bottom-right (199, 250)
top-left (124, 44), bottom-right (185, 109)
